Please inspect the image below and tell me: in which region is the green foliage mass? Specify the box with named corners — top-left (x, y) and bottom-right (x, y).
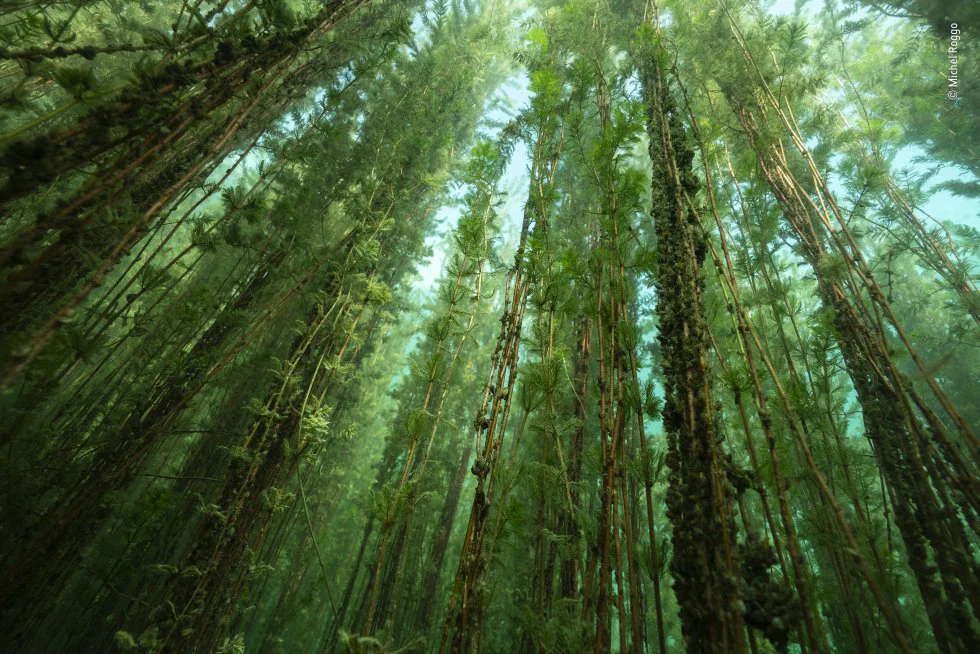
top-left (0, 0), bottom-right (976, 653)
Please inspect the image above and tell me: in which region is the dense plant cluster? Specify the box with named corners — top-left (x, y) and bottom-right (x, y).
top-left (0, 0), bottom-right (976, 652)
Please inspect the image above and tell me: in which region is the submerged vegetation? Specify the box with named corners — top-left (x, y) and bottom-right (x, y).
top-left (0, 0), bottom-right (977, 652)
